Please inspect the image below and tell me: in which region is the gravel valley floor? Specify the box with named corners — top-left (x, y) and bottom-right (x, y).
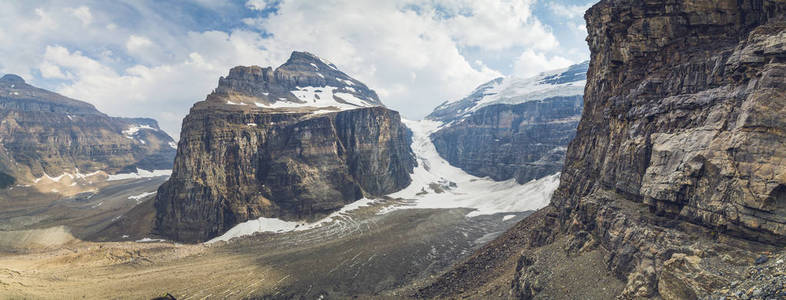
top-left (0, 192), bottom-right (531, 299)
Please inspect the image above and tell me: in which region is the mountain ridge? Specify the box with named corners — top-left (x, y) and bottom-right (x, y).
top-left (0, 74), bottom-right (176, 188)
top-left (198, 51), bottom-right (381, 112)
top-left (427, 61), bottom-right (588, 124)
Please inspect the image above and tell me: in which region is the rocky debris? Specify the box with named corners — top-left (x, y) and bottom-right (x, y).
top-left (711, 252), bottom-right (786, 300)
top-left (426, 62), bottom-right (586, 183)
top-left (0, 74), bottom-right (176, 185)
top-left (153, 55), bottom-right (416, 242)
top-left (419, 0), bottom-right (786, 299)
top-left (552, 0), bottom-right (786, 297)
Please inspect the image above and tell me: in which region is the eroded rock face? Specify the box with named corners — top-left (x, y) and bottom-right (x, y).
top-left (550, 0), bottom-right (786, 297)
top-left (427, 62), bottom-right (587, 183)
top-left (0, 74), bottom-right (176, 186)
top-left (558, 0), bottom-right (786, 246)
top-left (419, 1), bottom-right (786, 299)
top-left (429, 99), bottom-right (581, 183)
top-left (154, 53), bottom-right (415, 242)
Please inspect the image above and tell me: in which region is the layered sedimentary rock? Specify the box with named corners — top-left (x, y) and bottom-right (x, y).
top-left (427, 62), bottom-right (586, 183)
top-left (420, 1), bottom-right (786, 299)
top-left (0, 74), bottom-right (176, 187)
top-left (560, 0), bottom-right (786, 246)
top-left (154, 52), bottom-right (415, 242)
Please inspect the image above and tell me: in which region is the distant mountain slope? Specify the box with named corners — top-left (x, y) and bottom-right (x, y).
top-left (154, 51), bottom-right (415, 242)
top-left (426, 61), bottom-right (587, 183)
top-left (0, 74), bottom-right (176, 188)
top-left (428, 61), bottom-right (587, 123)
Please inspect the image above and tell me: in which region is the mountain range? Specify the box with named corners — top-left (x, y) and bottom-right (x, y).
top-left (2, 1), bottom-right (786, 298)
top-left (0, 74), bottom-right (176, 191)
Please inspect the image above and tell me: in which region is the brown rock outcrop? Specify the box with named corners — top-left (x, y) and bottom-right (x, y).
top-left (154, 53), bottom-right (415, 242)
top-left (0, 74), bottom-right (176, 187)
top-left (419, 1), bottom-right (786, 299)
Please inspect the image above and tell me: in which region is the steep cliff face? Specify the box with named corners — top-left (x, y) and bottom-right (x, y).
top-left (420, 1), bottom-right (786, 299)
top-left (560, 0), bottom-right (786, 245)
top-left (427, 62), bottom-right (586, 183)
top-left (0, 74), bottom-right (176, 187)
top-left (154, 52), bottom-right (415, 242)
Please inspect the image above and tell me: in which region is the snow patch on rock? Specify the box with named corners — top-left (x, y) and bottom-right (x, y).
top-left (207, 198), bottom-right (377, 244)
top-left (128, 191), bottom-right (157, 203)
top-left (33, 169), bottom-right (104, 183)
top-left (256, 86), bottom-right (376, 111)
top-left (122, 124), bottom-right (157, 137)
top-left (106, 168), bottom-right (171, 181)
top-left (382, 119), bottom-right (559, 216)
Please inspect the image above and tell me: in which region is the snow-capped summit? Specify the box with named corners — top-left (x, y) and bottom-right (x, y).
top-left (428, 61), bottom-right (588, 122)
top-left (203, 51), bottom-right (382, 112)
top-left (423, 61), bottom-right (587, 184)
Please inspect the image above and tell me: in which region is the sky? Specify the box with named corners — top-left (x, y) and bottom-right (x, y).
top-left (0, 0), bottom-right (597, 138)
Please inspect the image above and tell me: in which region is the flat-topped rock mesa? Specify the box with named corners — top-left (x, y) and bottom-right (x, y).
top-left (427, 61), bottom-right (587, 183)
top-left (0, 74), bottom-right (176, 188)
top-left (154, 51), bottom-right (416, 242)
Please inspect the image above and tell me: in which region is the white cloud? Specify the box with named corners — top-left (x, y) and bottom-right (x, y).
top-left (43, 30), bottom-right (276, 136)
top-left (548, 3), bottom-right (593, 19)
top-left (246, 0), bottom-right (274, 10)
top-left (38, 61), bottom-right (68, 79)
top-left (125, 34), bottom-right (162, 63)
top-left (126, 35), bottom-right (152, 52)
top-left (69, 6), bottom-right (92, 26)
top-left (0, 0), bottom-right (588, 137)
top-left (42, 46), bottom-right (115, 78)
top-left (382, 0), bottom-right (560, 51)
top-left (512, 49), bottom-right (573, 78)
top-left (574, 22), bottom-right (587, 34)
top-left (244, 0), bottom-right (563, 118)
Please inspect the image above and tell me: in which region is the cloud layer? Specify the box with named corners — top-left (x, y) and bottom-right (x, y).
top-left (0, 0), bottom-right (595, 137)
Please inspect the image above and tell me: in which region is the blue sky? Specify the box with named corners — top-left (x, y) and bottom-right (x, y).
top-left (0, 0), bottom-right (596, 137)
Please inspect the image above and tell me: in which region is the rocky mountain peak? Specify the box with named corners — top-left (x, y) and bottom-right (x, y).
top-left (281, 51), bottom-right (340, 70)
top-left (0, 74), bottom-right (25, 85)
top-left (203, 51), bottom-right (382, 111)
top-left (428, 61), bottom-right (588, 123)
top-left (155, 54), bottom-right (415, 241)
